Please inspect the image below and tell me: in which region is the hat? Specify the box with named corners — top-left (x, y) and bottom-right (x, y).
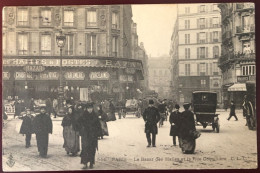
top-left (86, 102), bottom-right (94, 108)
top-left (40, 105), bottom-right (46, 109)
top-left (149, 99), bottom-right (154, 104)
top-left (183, 103), bottom-right (190, 109)
top-left (175, 104), bottom-right (180, 109)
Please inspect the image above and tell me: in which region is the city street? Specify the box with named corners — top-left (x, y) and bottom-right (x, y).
top-left (2, 109), bottom-right (257, 171)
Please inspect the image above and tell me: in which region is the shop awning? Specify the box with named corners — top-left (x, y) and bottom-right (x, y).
top-left (228, 83), bottom-right (246, 92)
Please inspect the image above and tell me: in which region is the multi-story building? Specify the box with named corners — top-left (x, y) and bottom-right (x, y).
top-left (148, 56), bottom-right (171, 99)
top-left (170, 3), bottom-right (222, 105)
top-left (218, 3), bottom-right (255, 108)
top-left (2, 5), bottom-right (144, 102)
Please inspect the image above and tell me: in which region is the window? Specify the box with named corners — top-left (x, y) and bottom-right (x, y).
top-left (112, 12), bottom-right (119, 29)
top-left (200, 63), bottom-right (206, 75)
top-left (213, 31), bottom-right (219, 42)
top-left (213, 62), bottom-right (219, 75)
top-left (17, 8), bottom-right (29, 26)
top-left (41, 34), bottom-right (51, 55)
top-left (86, 34), bottom-right (97, 56)
top-left (199, 18), bottom-right (206, 29)
top-left (2, 33), bottom-right (6, 54)
top-left (112, 36), bottom-right (118, 57)
top-left (213, 4), bottom-right (219, 11)
top-left (242, 65), bottom-right (255, 76)
top-left (242, 15), bottom-right (250, 32)
top-left (199, 5), bottom-right (206, 13)
top-left (87, 10), bottom-right (97, 27)
top-left (243, 41), bottom-right (251, 54)
top-left (198, 47), bottom-right (206, 59)
top-left (185, 7), bottom-right (190, 14)
top-left (185, 34), bottom-right (190, 44)
top-left (199, 32), bottom-right (206, 43)
top-left (213, 46), bottom-right (219, 58)
top-left (40, 8), bottom-right (52, 26)
top-left (212, 17), bottom-right (219, 27)
top-left (185, 20), bottom-right (190, 29)
top-left (201, 79), bottom-right (206, 87)
top-left (64, 9), bottom-right (74, 27)
top-left (18, 33), bottom-right (29, 55)
top-left (65, 34), bottom-right (73, 55)
top-left (185, 48), bottom-right (190, 59)
top-left (185, 64), bottom-right (190, 76)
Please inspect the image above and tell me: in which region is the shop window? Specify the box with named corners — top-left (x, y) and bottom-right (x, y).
top-left (17, 8), bottom-right (29, 26)
top-left (86, 9), bottom-right (97, 27)
top-left (112, 12), bottom-right (119, 29)
top-left (63, 9), bottom-right (75, 27)
top-left (86, 34), bottom-right (97, 56)
top-left (40, 34), bottom-right (51, 55)
top-left (65, 34), bottom-right (74, 55)
top-left (40, 8), bottom-right (52, 26)
top-left (18, 33), bottom-right (29, 55)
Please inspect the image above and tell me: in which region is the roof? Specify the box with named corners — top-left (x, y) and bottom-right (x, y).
top-left (228, 83), bottom-right (246, 92)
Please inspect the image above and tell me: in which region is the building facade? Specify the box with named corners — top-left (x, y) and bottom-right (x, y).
top-left (2, 5), bottom-right (144, 102)
top-left (170, 3), bottom-right (222, 105)
top-left (218, 3), bottom-right (255, 108)
top-left (148, 56), bottom-right (171, 99)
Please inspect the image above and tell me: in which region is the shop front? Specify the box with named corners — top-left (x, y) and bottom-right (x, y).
top-left (3, 56), bottom-right (144, 103)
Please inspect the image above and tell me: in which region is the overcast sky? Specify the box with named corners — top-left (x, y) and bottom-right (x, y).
top-left (132, 4), bottom-right (177, 58)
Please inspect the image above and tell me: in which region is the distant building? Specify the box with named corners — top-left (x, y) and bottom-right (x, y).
top-left (170, 3), bottom-right (222, 104)
top-left (218, 3), bottom-right (255, 108)
top-left (148, 56), bottom-right (171, 99)
top-left (2, 5), bottom-right (144, 102)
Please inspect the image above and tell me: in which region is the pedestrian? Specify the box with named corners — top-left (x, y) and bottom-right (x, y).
top-left (227, 101), bottom-right (238, 121)
top-left (179, 103), bottom-right (196, 154)
top-left (62, 106), bottom-right (80, 156)
top-left (143, 99), bottom-right (160, 147)
top-left (29, 98), bottom-right (35, 112)
top-left (169, 104), bottom-right (182, 147)
top-left (45, 98), bottom-right (52, 116)
top-left (32, 106), bottom-right (53, 158)
top-left (19, 108), bottom-right (34, 148)
top-left (158, 99), bottom-right (167, 127)
top-left (77, 102), bottom-right (102, 169)
top-left (96, 104), bottom-right (109, 139)
top-left (109, 100), bottom-right (116, 121)
top-left (53, 98), bottom-right (58, 118)
top-left (14, 99), bottom-right (21, 119)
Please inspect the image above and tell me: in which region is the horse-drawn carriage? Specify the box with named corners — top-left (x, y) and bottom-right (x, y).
top-left (192, 91), bottom-right (220, 133)
top-left (244, 81), bottom-right (256, 130)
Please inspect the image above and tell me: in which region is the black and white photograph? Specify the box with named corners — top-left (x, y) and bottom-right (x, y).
top-left (2, 2), bottom-right (257, 171)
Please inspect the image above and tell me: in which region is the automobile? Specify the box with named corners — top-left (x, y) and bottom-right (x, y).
top-left (192, 91), bottom-right (220, 133)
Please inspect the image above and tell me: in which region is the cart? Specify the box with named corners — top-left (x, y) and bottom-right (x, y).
top-left (192, 91), bottom-right (220, 133)
top-left (125, 99), bottom-right (141, 118)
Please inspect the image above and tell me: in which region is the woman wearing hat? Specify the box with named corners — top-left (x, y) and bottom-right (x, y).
top-left (179, 103), bottom-right (196, 154)
top-left (169, 104), bottom-right (182, 147)
top-left (77, 102), bottom-right (102, 169)
top-left (62, 106), bottom-right (80, 156)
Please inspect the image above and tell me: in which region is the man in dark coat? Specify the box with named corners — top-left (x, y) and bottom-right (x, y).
top-left (227, 101), bottom-right (238, 121)
top-left (169, 104), bottom-right (182, 146)
top-left (179, 103), bottom-right (196, 154)
top-left (158, 100), bottom-right (167, 126)
top-left (19, 108), bottom-right (34, 148)
top-left (143, 99), bottom-right (160, 147)
top-left (33, 106), bottom-right (53, 157)
top-left (77, 102), bottom-right (102, 169)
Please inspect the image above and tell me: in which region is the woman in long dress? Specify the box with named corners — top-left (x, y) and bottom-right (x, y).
top-left (96, 105), bottom-right (109, 139)
top-left (179, 103), bottom-right (196, 154)
top-left (61, 106), bottom-right (80, 156)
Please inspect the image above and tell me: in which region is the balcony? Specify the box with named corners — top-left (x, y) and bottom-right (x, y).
top-left (236, 3), bottom-right (254, 12)
top-left (219, 52), bottom-right (256, 66)
top-left (236, 25), bottom-right (255, 34)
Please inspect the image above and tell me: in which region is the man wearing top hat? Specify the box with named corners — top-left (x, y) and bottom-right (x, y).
top-left (143, 99), bottom-right (161, 147)
top-left (32, 105), bottom-right (53, 158)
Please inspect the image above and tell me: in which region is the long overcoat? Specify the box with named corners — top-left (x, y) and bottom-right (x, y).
top-left (20, 115), bottom-right (34, 135)
top-left (169, 110), bottom-right (181, 136)
top-left (143, 106), bottom-right (160, 134)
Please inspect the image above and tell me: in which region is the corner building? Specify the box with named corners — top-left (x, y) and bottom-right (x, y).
top-left (2, 5), bottom-right (144, 102)
top-left (170, 3), bottom-right (222, 105)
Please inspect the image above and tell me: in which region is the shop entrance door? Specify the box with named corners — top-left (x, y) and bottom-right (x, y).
top-left (80, 88), bottom-right (89, 101)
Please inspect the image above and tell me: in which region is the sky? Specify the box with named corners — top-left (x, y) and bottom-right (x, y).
top-left (132, 4), bottom-right (177, 58)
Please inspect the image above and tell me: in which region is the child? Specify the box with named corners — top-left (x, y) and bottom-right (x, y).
top-left (19, 108), bottom-right (34, 148)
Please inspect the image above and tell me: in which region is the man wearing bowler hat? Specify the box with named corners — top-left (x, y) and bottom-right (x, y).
top-left (143, 99), bottom-right (161, 147)
top-left (33, 105), bottom-right (53, 158)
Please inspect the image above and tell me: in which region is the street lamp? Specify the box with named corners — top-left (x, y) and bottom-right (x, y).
top-left (56, 30), bottom-right (66, 116)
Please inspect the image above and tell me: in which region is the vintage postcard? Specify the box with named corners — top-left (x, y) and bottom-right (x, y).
top-left (2, 2), bottom-right (257, 171)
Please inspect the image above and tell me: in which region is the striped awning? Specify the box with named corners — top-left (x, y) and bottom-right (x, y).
top-left (228, 83), bottom-right (246, 92)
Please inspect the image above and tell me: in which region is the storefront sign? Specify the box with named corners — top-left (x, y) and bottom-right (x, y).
top-left (119, 75), bottom-right (134, 83)
top-left (89, 72), bottom-right (110, 80)
top-left (23, 65), bottom-right (45, 72)
top-left (3, 58), bottom-right (143, 70)
top-left (125, 68), bottom-right (136, 74)
top-left (64, 72), bottom-right (85, 80)
top-left (3, 72), bottom-right (10, 80)
top-left (237, 75), bottom-right (256, 83)
top-left (14, 72), bottom-right (59, 80)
